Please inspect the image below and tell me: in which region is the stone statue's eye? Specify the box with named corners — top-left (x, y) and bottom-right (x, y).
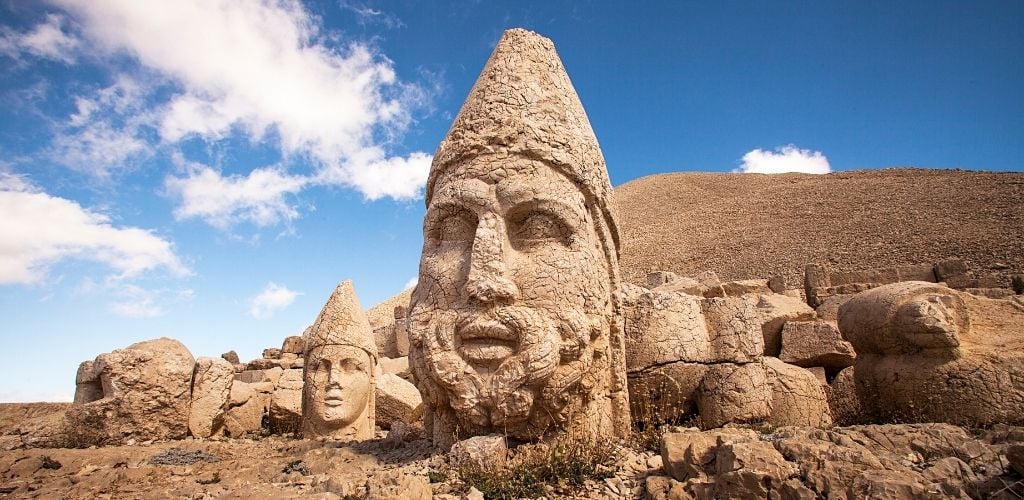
top-left (430, 207), bottom-right (477, 243)
top-left (511, 212), bottom-right (568, 244)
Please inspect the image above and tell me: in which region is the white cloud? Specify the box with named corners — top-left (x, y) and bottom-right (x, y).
top-left (735, 145), bottom-right (832, 174)
top-left (57, 0), bottom-right (432, 212)
top-left (0, 14), bottom-right (80, 63)
top-left (249, 282), bottom-right (299, 319)
top-left (166, 159), bottom-right (309, 229)
top-left (403, 277), bottom-right (418, 290)
top-left (0, 173), bottom-right (189, 285)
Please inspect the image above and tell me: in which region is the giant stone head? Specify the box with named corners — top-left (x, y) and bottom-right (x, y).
top-left (408, 28), bottom-right (630, 448)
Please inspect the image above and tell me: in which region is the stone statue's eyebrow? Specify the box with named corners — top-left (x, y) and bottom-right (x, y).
top-left (428, 178), bottom-right (492, 211)
top-left (498, 184), bottom-right (585, 222)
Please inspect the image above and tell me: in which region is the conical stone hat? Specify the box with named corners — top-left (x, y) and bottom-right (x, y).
top-left (426, 28), bottom-right (620, 256)
top-left (305, 280), bottom-right (377, 359)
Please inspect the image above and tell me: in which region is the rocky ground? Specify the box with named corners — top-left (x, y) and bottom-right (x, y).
top-left (2, 401), bottom-right (1023, 500)
top-left (616, 168), bottom-right (1024, 287)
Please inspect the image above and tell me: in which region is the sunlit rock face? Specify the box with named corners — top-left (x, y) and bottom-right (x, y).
top-left (839, 281), bottom-right (1024, 426)
top-left (408, 28), bottom-right (630, 448)
top-left (302, 281), bottom-right (378, 440)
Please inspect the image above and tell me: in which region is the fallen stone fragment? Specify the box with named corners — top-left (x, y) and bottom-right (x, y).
top-left (450, 434), bottom-right (508, 471)
top-left (375, 373), bottom-right (423, 428)
top-left (779, 320), bottom-right (856, 371)
top-left (188, 357), bottom-right (233, 438)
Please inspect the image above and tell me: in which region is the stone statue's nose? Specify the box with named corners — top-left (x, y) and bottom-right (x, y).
top-left (466, 213), bottom-right (519, 303)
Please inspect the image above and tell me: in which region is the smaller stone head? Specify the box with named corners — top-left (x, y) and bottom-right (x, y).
top-left (302, 281), bottom-right (378, 440)
top-left (839, 281), bottom-right (968, 357)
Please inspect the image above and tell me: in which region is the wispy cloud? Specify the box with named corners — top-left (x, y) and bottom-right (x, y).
top-left (249, 282), bottom-right (300, 319)
top-left (52, 0), bottom-right (431, 223)
top-left (0, 173), bottom-right (189, 285)
top-left (735, 145), bottom-right (832, 174)
top-left (0, 13), bottom-right (80, 63)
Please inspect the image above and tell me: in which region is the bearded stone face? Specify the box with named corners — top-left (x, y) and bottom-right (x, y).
top-left (409, 154), bottom-right (615, 445)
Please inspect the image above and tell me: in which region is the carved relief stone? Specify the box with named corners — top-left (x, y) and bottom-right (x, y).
top-left (302, 281), bottom-right (378, 440)
top-left (408, 28), bottom-right (630, 448)
top-left (839, 281), bottom-right (1024, 426)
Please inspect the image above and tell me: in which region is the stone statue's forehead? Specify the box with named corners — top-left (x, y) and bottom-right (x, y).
top-left (306, 344), bottom-right (371, 364)
top-left (430, 156), bottom-right (587, 212)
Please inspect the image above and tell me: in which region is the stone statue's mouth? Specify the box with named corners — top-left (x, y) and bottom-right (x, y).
top-left (457, 318), bottom-right (518, 364)
top-left (325, 389), bottom-right (344, 406)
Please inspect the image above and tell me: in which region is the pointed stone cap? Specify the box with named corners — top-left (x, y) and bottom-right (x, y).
top-left (427, 28), bottom-right (620, 255)
top-left (305, 280), bottom-right (377, 360)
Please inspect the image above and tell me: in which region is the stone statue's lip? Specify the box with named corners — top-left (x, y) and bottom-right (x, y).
top-left (458, 319), bottom-right (517, 342)
top-left (324, 398), bottom-right (344, 406)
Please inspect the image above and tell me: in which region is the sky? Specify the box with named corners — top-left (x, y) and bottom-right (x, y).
top-left (1, 0), bottom-right (1021, 402)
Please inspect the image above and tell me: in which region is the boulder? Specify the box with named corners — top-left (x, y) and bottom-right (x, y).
top-left (768, 275), bottom-right (786, 294)
top-left (779, 320), bottom-right (856, 372)
top-left (748, 293), bottom-right (816, 356)
top-left (701, 296), bottom-right (763, 363)
top-left (715, 440), bottom-right (803, 498)
top-left (763, 357), bottom-right (833, 428)
top-left (450, 434), bottom-right (508, 471)
top-left (188, 357), bottom-right (233, 438)
top-left (660, 428), bottom-right (758, 481)
top-left (281, 335), bottom-right (304, 354)
top-left (1007, 444), bottom-right (1024, 476)
top-left (721, 279), bottom-right (771, 297)
top-left (223, 391), bottom-right (269, 437)
top-left (375, 373), bottom-right (423, 428)
top-left (826, 366), bottom-right (863, 426)
top-left (365, 469), bottom-right (432, 500)
top-left (628, 362), bottom-right (706, 426)
top-left (378, 356), bottom-right (410, 380)
top-left (262, 348), bottom-right (282, 359)
top-left (73, 360), bottom-right (101, 404)
top-left (805, 366), bottom-right (827, 385)
top-left (697, 362), bottom-right (771, 428)
top-left (268, 368), bottom-right (303, 434)
top-left (621, 284), bottom-right (712, 368)
top-left (646, 270), bottom-right (680, 288)
top-left (234, 367), bottom-right (284, 385)
top-left (221, 350), bottom-right (240, 364)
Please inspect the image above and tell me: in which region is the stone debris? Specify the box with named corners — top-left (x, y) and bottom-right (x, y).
top-left (188, 357), bottom-right (233, 438)
top-left (268, 368), bottom-right (303, 435)
top-left (449, 434), bottom-right (508, 471)
top-left (375, 373), bottom-right (423, 428)
top-left (778, 320), bottom-right (856, 371)
top-left (763, 357), bottom-right (833, 428)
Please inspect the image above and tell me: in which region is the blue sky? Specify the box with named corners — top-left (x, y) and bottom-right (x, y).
top-left (1, 0), bottom-right (1021, 402)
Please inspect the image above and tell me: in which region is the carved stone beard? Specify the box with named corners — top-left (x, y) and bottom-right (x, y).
top-left (409, 301), bottom-right (609, 442)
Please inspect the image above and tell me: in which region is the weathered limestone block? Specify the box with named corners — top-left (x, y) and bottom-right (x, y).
top-left (73, 360), bottom-right (101, 404)
top-left (269, 368), bottom-right (303, 434)
top-left (715, 440), bottom-right (803, 498)
top-left (701, 296), bottom-right (763, 363)
top-left (826, 366), bottom-right (863, 426)
top-left (646, 270), bottom-right (680, 288)
top-left (814, 294), bottom-right (854, 322)
top-left (660, 428), bottom-right (759, 481)
top-left (221, 350), bottom-right (240, 364)
top-left (763, 357), bottom-right (832, 428)
top-left (622, 283), bottom-right (711, 368)
top-left (48, 338), bottom-right (196, 446)
top-left (627, 362), bottom-right (707, 425)
top-left (450, 434), bottom-right (508, 471)
top-left (234, 366), bottom-right (284, 385)
top-left (408, 28), bottom-right (629, 448)
top-left (188, 356), bottom-right (233, 438)
top-left (721, 279), bottom-right (770, 297)
top-left (281, 335), bottom-right (304, 354)
top-left (365, 469), bottom-right (432, 500)
top-left (375, 373), bottom-right (423, 428)
top-left (839, 281), bottom-right (1024, 426)
top-left (779, 320), bottom-right (856, 372)
top-left (378, 356), bottom-right (410, 380)
top-left (697, 362), bottom-right (771, 428)
top-left (805, 366), bottom-right (827, 385)
top-left (303, 281), bottom-right (377, 440)
top-left (804, 263), bottom-right (830, 306)
top-left (748, 293), bottom-right (816, 356)
top-left (247, 357), bottom-right (286, 370)
top-left (934, 258), bottom-right (969, 283)
top-left (768, 275), bottom-right (786, 294)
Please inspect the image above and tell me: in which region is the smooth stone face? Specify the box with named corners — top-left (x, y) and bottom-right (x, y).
top-left (303, 344), bottom-right (373, 437)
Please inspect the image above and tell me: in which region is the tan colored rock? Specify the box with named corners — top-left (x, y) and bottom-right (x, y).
top-left (715, 440), bottom-right (801, 498)
top-left (627, 362), bottom-right (706, 426)
top-left (188, 357), bottom-right (233, 438)
top-left (221, 350), bottom-right (240, 364)
top-left (302, 280), bottom-right (377, 440)
top-left (697, 362), bottom-right (771, 428)
top-left (749, 293), bottom-right (816, 356)
top-left (660, 428), bottom-right (758, 481)
top-left (52, 337), bottom-right (195, 446)
top-left (763, 357), bottom-right (833, 428)
top-left (365, 469), bottom-right (432, 500)
top-left (262, 348), bottom-right (282, 359)
top-left (721, 279), bottom-right (770, 297)
top-left (622, 283), bottom-right (711, 368)
top-left (826, 366), bottom-right (862, 426)
top-left (779, 320), bottom-right (856, 371)
top-left (814, 294), bottom-right (854, 322)
top-left (1007, 444), bottom-right (1024, 476)
top-left (268, 368), bottom-right (303, 434)
top-left (247, 358), bottom-right (285, 370)
top-left (409, 28), bottom-right (629, 448)
top-left (223, 391), bottom-right (269, 437)
top-left (281, 335), bottom-right (304, 354)
top-left (839, 281), bottom-right (1024, 426)
top-left (805, 366), bottom-right (827, 385)
top-left (378, 356), bottom-right (410, 380)
top-left (449, 434), bottom-right (507, 471)
top-left (646, 270), bottom-right (680, 288)
top-left (73, 360), bottom-right (101, 405)
top-left (701, 296), bottom-right (763, 362)
top-left (375, 373), bottom-right (423, 428)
